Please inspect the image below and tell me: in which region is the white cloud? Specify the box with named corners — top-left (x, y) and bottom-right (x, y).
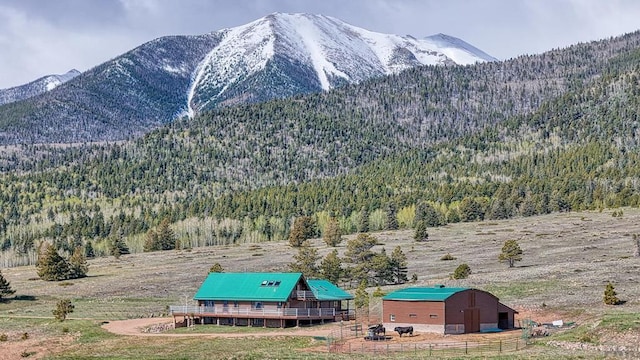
top-left (1, 0), bottom-right (640, 88)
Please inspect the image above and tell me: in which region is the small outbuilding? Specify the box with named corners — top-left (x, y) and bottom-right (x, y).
top-left (382, 285), bottom-right (517, 334)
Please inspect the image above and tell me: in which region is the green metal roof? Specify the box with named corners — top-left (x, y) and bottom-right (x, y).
top-left (307, 279), bottom-right (354, 301)
top-left (193, 272), bottom-right (303, 302)
top-left (382, 286), bottom-right (469, 301)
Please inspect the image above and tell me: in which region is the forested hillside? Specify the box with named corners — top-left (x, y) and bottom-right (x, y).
top-left (2, 31), bottom-right (640, 267)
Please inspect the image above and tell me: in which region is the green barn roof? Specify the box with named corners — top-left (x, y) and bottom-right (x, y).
top-left (193, 273), bottom-right (352, 302)
top-left (382, 286), bottom-right (470, 301)
top-left (307, 279), bottom-right (354, 300)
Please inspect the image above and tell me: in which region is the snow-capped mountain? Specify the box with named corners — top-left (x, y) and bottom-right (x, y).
top-left (0, 13), bottom-right (496, 144)
top-left (188, 13), bottom-right (496, 114)
top-left (0, 69), bottom-right (81, 106)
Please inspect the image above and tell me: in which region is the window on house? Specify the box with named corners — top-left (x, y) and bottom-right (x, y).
top-left (233, 301), bottom-right (238, 308)
top-left (409, 313), bottom-right (417, 318)
top-left (430, 314), bottom-right (438, 319)
top-left (254, 302), bottom-right (263, 309)
top-left (261, 281), bottom-right (268, 286)
top-left (390, 314), bottom-right (396, 322)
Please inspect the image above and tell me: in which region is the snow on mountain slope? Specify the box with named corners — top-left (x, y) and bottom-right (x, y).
top-left (0, 69), bottom-right (81, 105)
top-left (187, 13), bottom-right (495, 115)
top-left (424, 33), bottom-right (498, 64)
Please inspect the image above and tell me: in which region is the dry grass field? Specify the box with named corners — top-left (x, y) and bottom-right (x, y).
top-left (1, 208), bottom-right (640, 359)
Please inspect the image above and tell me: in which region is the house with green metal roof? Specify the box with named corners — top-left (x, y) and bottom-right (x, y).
top-left (382, 285), bottom-right (517, 334)
top-left (170, 272), bottom-right (353, 328)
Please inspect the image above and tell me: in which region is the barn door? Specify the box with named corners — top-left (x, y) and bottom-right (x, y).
top-left (464, 309), bottom-right (480, 333)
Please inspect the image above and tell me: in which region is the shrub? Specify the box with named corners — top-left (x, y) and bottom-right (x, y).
top-left (0, 333), bottom-right (7, 341)
top-left (452, 263), bottom-right (471, 279)
top-left (440, 253), bottom-right (456, 261)
top-left (21, 332), bottom-right (29, 340)
top-left (604, 282), bottom-right (620, 305)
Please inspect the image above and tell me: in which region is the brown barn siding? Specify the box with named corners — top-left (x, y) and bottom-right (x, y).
top-left (382, 300), bottom-right (446, 333)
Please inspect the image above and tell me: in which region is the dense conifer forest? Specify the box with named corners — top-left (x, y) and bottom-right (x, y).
top-left (2, 31), bottom-right (640, 267)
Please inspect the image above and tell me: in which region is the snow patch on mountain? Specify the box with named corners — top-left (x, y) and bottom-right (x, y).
top-left (0, 69), bottom-right (81, 105)
top-left (184, 13), bottom-right (496, 116)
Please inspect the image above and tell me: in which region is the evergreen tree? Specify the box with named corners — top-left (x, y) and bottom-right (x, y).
top-left (371, 248), bottom-right (394, 286)
top-left (603, 282), bottom-right (620, 305)
top-left (143, 229), bottom-right (159, 252)
top-left (288, 241), bottom-right (320, 278)
top-left (358, 207), bottom-right (369, 233)
top-left (390, 246), bottom-right (408, 284)
top-left (37, 244), bottom-right (70, 281)
top-left (344, 233), bottom-right (378, 285)
top-left (110, 234), bottom-right (130, 259)
top-left (354, 280), bottom-right (369, 310)
top-left (459, 197), bottom-right (485, 222)
top-left (384, 203), bottom-right (398, 230)
top-left (320, 249), bottom-right (343, 284)
top-left (498, 239), bottom-right (523, 268)
top-left (53, 299), bottom-right (74, 321)
top-left (0, 270), bottom-right (15, 301)
top-left (413, 221), bottom-right (429, 242)
top-left (288, 216), bottom-right (315, 247)
top-left (157, 218), bottom-right (177, 250)
top-left (209, 262), bottom-right (224, 273)
top-left (68, 247), bottom-right (88, 279)
top-left (84, 240), bottom-right (95, 258)
top-left (322, 218), bottom-right (342, 247)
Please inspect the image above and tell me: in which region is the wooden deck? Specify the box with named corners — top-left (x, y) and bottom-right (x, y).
top-left (169, 305), bottom-right (350, 320)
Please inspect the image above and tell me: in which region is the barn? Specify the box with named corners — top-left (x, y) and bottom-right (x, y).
top-left (382, 285), bottom-right (517, 334)
top-left (170, 272), bottom-right (353, 328)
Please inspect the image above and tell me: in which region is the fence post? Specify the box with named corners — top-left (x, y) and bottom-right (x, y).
top-left (465, 341), bottom-right (468, 354)
top-left (516, 338), bottom-right (519, 351)
top-left (428, 343), bottom-right (431, 356)
top-left (499, 340), bottom-right (502, 353)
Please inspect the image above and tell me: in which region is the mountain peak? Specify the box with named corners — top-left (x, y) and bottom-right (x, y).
top-left (187, 13), bottom-right (496, 115)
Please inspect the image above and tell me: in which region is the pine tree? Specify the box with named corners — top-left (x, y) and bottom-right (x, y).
top-left (358, 207), bottom-right (369, 233)
top-left (498, 239), bottom-right (523, 268)
top-left (37, 244), bottom-right (70, 281)
top-left (68, 247), bottom-right (88, 279)
top-left (84, 240), bottom-right (95, 258)
top-left (354, 280), bottom-right (369, 310)
top-left (157, 218), bottom-right (177, 250)
top-left (603, 282), bottom-right (620, 305)
top-left (384, 203), bottom-right (398, 230)
top-left (414, 221), bottom-right (429, 242)
top-left (288, 241), bottom-right (320, 278)
top-left (143, 229), bottom-right (159, 252)
top-left (322, 218), bottom-right (342, 247)
top-left (288, 216), bottom-right (315, 247)
top-left (320, 249), bottom-right (343, 284)
top-left (0, 270), bottom-right (15, 301)
top-left (390, 246), bottom-right (408, 284)
top-left (344, 233), bottom-right (378, 285)
top-left (110, 233), bottom-right (130, 258)
top-left (371, 249), bottom-right (393, 286)
top-left (53, 299), bottom-right (74, 321)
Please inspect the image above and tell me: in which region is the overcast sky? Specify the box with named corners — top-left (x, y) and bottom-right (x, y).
top-left (1, 0), bottom-right (640, 89)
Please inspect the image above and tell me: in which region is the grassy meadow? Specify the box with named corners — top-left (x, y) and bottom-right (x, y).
top-left (1, 208), bottom-right (640, 358)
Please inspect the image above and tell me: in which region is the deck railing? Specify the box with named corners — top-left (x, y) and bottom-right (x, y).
top-left (295, 290), bottom-right (316, 300)
top-left (170, 305), bottom-right (346, 318)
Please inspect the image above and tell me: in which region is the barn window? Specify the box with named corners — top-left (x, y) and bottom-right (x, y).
top-left (390, 314), bottom-right (396, 322)
top-left (409, 314), bottom-right (417, 318)
top-left (430, 314), bottom-right (438, 319)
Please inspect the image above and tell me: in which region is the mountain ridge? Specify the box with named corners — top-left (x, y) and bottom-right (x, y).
top-left (0, 69), bottom-right (80, 106)
top-left (0, 13), bottom-right (494, 145)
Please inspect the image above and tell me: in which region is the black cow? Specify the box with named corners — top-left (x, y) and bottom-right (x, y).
top-left (368, 324), bottom-right (385, 335)
top-left (394, 326), bottom-right (413, 337)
